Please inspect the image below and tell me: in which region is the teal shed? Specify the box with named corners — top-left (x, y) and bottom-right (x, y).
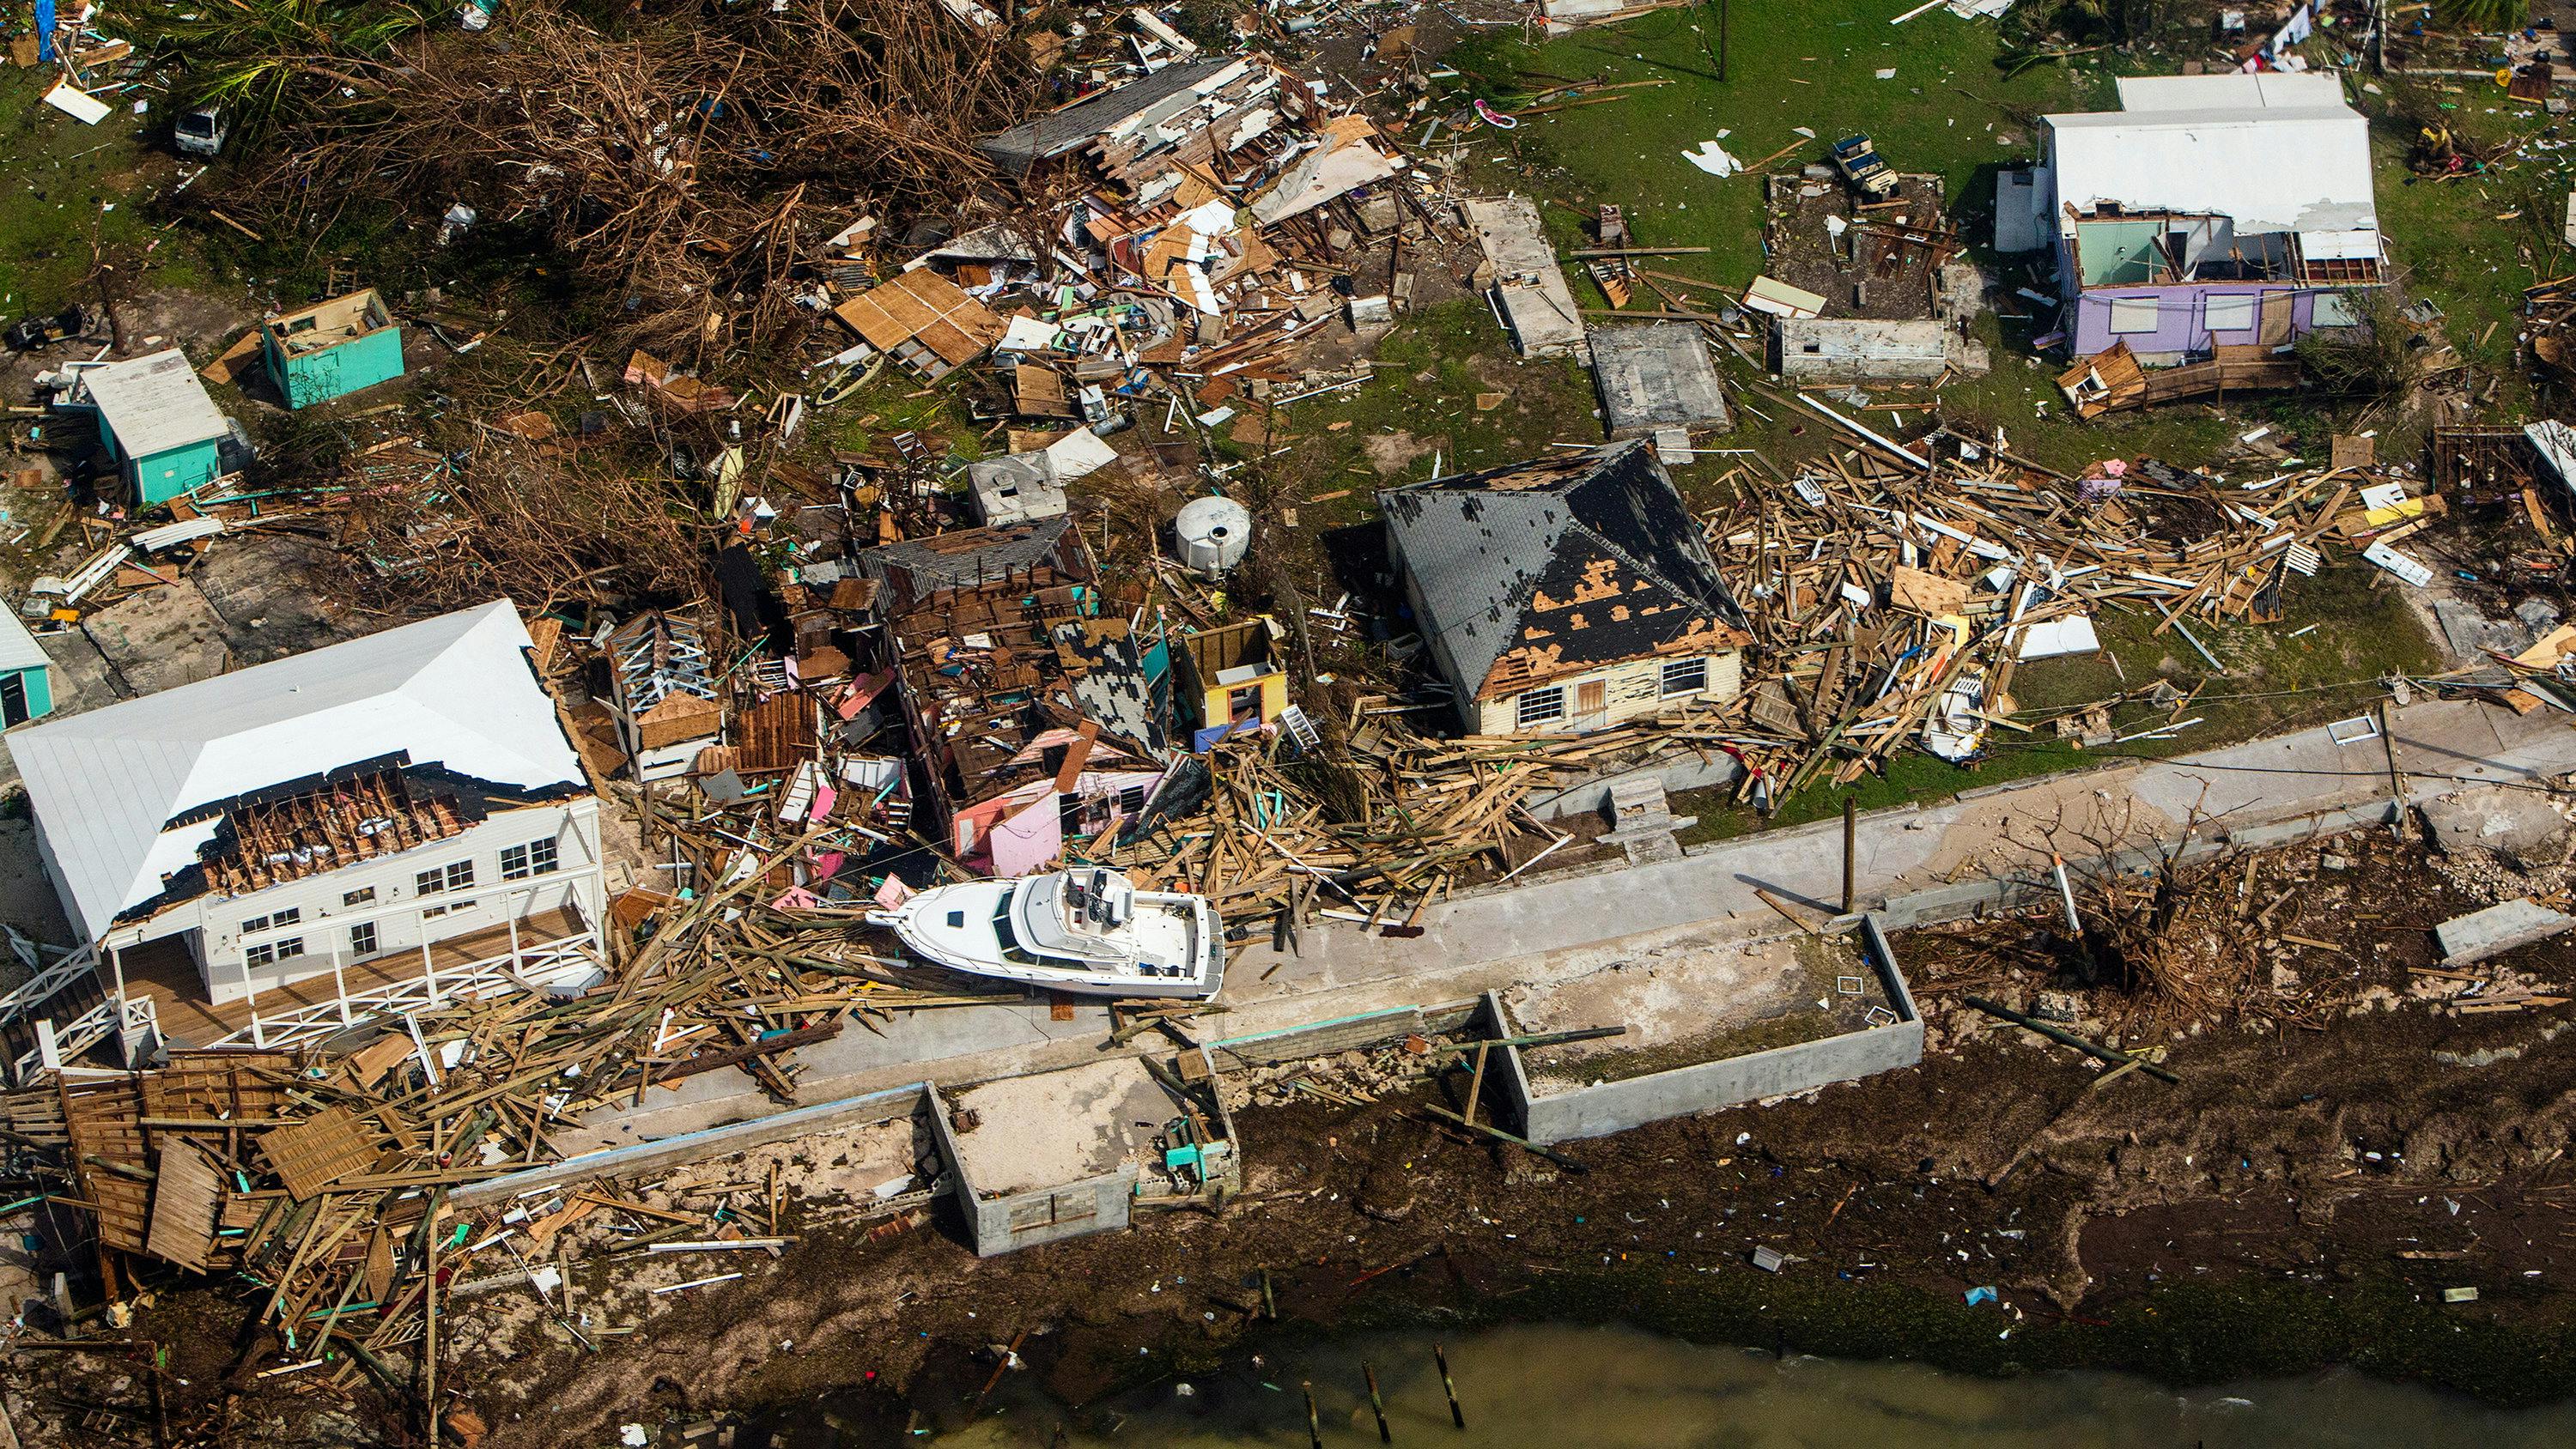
top-left (262, 288), bottom-right (405, 409)
top-left (70, 350), bottom-right (230, 506)
top-left (0, 606), bottom-right (54, 727)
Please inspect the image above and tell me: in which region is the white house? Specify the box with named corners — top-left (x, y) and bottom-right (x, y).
top-left (8, 599), bottom-right (606, 1060)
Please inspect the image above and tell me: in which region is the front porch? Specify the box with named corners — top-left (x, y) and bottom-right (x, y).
top-left (119, 906), bottom-right (599, 1049)
top-left (3, 906), bottom-right (604, 1081)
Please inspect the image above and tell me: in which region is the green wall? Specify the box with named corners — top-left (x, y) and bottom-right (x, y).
top-left (131, 437), bottom-right (224, 505)
top-left (2, 663), bottom-right (52, 724)
top-left (267, 324), bottom-right (406, 409)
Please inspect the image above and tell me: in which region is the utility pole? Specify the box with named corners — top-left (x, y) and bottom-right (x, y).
top-left (1718, 0), bottom-right (1730, 82)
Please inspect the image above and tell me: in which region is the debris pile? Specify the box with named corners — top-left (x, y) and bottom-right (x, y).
top-left (1698, 442), bottom-right (2378, 787)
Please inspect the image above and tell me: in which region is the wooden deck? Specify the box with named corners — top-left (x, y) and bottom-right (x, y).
top-left (121, 907), bottom-right (592, 1047)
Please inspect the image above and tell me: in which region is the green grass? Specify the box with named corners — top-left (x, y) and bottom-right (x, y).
top-left (1446, 2), bottom-right (2109, 288)
top-left (1269, 297), bottom-right (1606, 528)
top-left (1412, 3), bottom-right (2530, 841)
top-left (0, 67), bottom-right (167, 314)
top-left (1674, 560), bottom-right (2443, 843)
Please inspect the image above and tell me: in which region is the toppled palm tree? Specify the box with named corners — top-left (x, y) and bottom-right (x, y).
top-left (109, 0), bottom-right (428, 134)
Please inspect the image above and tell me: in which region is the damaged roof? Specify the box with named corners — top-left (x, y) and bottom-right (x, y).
top-left (13, 600), bottom-right (583, 941)
top-left (2043, 74), bottom-right (2375, 237)
top-left (1379, 441), bottom-right (1749, 701)
top-left (979, 58), bottom-right (1245, 169)
top-left (73, 349), bottom-right (229, 458)
top-left (859, 515), bottom-right (1084, 614)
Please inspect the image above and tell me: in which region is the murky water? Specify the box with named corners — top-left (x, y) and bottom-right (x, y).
top-left (940, 1322), bottom-right (2576, 1447)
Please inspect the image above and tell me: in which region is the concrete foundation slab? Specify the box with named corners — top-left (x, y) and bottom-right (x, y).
top-left (2436, 897), bottom-right (2576, 967)
top-left (1589, 323), bottom-right (1731, 437)
top-left (2419, 785), bottom-right (2572, 868)
top-left (947, 1056), bottom-right (1176, 1197)
top-left (1462, 197), bottom-right (1585, 358)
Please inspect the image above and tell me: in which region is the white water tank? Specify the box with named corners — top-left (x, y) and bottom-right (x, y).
top-left (1173, 494), bottom-right (1253, 578)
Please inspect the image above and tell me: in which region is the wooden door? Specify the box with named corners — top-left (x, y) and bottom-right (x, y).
top-left (2257, 290), bottom-right (2294, 347)
top-left (1574, 679), bottom-right (1607, 729)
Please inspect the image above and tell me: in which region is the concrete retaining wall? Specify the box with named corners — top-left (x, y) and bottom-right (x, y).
top-left (928, 1084), bottom-right (1141, 1258)
top-left (1201, 999), bottom-right (1479, 1072)
top-left (1498, 916), bottom-right (1924, 1146)
top-left (453, 1082), bottom-right (935, 1210)
top-left (1872, 801), bottom-right (2397, 932)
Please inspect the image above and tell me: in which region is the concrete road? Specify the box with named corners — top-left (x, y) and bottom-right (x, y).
top-left (557, 696), bottom-right (2576, 1150)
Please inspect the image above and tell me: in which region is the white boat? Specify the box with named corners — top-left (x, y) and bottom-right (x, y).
top-left (867, 867), bottom-right (1225, 998)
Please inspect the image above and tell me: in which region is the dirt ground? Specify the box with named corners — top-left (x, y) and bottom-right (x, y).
top-left (19, 827), bottom-right (2576, 1448)
top-left (1509, 926), bottom-right (1887, 1088)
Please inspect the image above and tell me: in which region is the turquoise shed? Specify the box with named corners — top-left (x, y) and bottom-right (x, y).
top-left (262, 289), bottom-right (404, 409)
top-left (68, 350), bottom-right (231, 506)
top-left (0, 606), bottom-right (54, 727)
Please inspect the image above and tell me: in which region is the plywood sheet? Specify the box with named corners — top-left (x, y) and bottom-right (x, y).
top-left (146, 1139), bottom-right (222, 1271)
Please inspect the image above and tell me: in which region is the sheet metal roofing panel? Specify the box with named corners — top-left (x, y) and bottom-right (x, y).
top-left (0, 606), bottom-right (48, 676)
top-left (978, 57), bottom-right (1244, 167)
top-left (2297, 227), bottom-right (2385, 261)
top-left (2044, 106), bottom-right (2376, 236)
top-left (74, 350), bottom-right (228, 458)
top-left (11, 599), bottom-right (580, 940)
top-left (2114, 72), bottom-right (2347, 112)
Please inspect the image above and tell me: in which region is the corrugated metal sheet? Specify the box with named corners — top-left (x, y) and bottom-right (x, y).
top-left (73, 349), bottom-right (228, 458)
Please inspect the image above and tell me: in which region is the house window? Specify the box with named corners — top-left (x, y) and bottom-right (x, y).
top-left (2202, 293), bottom-right (2258, 334)
top-left (1516, 685), bottom-right (1566, 728)
top-left (343, 887), bottom-right (376, 906)
top-left (501, 838), bottom-right (561, 881)
top-left (416, 861), bottom-right (475, 895)
top-left (2108, 297), bottom-right (2160, 334)
top-left (1661, 658), bottom-right (1710, 698)
top-left (417, 860), bottom-right (477, 918)
top-left (349, 922), bottom-right (378, 957)
top-left (246, 937), bottom-right (307, 967)
top-left (1118, 784), bottom-right (1150, 815)
top-left (241, 907), bottom-right (301, 935)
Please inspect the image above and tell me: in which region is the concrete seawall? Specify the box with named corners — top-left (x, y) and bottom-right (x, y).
top-left (1492, 916), bottom-right (1924, 1146)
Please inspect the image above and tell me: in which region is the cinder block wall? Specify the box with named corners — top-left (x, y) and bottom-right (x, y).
top-left (1495, 916), bottom-right (1924, 1146)
top-left (453, 1082), bottom-right (932, 1210)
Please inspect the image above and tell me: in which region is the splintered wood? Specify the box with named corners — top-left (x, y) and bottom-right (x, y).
top-left (1700, 446), bottom-right (2367, 797)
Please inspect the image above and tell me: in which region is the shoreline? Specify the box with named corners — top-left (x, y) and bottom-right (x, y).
top-left (450, 976), bottom-right (2576, 1444)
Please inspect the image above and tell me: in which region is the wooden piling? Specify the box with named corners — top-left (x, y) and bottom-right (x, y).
top-left (1841, 794), bottom-right (1857, 913)
top-left (1261, 1268), bottom-right (1277, 1320)
top-left (1364, 1362), bottom-right (1392, 1443)
top-left (1434, 1343), bottom-right (1464, 1428)
top-left (1303, 1381), bottom-right (1324, 1449)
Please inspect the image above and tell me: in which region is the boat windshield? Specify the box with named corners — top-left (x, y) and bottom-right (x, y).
top-left (993, 905), bottom-right (1089, 972)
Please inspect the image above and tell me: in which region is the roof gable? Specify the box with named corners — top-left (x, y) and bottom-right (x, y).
top-left (76, 350), bottom-right (228, 458)
top-left (11, 600), bottom-right (582, 939)
top-left (2043, 86), bottom-right (2377, 236)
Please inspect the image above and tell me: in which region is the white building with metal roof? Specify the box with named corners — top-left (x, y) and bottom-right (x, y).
top-left (6, 599), bottom-right (606, 1060)
top-left (2017, 70), bottom-right (2385, 361)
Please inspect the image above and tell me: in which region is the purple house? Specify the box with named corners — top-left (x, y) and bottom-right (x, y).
top-left (2014, 73), bottom-right (2385, 362)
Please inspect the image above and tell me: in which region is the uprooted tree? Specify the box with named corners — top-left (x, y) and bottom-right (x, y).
top-left (333, 430), bottom-right (714, 616)
top-left (195, 0), bottom-right (1033, 366)
top-left (1984, 800), bottom-right (2342, 1039)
